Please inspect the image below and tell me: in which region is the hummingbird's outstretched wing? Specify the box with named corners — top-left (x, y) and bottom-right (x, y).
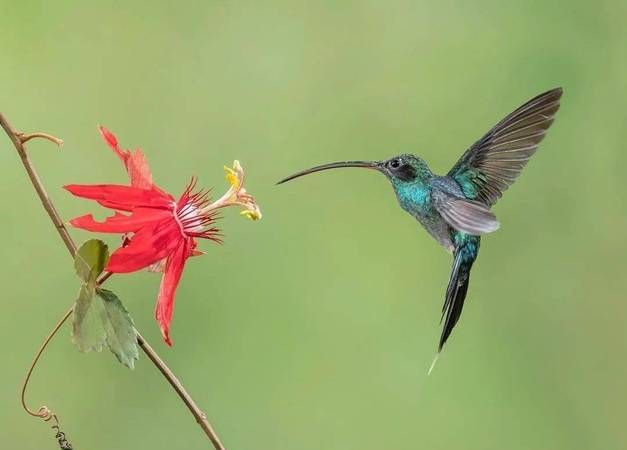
top-left (448, 88), bottom-right (562, 206)
top-left (432, 189), bottom-right (500, 236)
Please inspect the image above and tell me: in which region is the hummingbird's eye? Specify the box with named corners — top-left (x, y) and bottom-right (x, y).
top-left (389, 158), bottom-right (401, 169)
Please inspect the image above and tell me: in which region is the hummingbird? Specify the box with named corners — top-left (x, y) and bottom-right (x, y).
top-left (278, 88), bottom-right (563, 354)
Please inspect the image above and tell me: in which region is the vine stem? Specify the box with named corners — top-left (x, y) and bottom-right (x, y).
top-left (0, 112), bottom-right (226, 450)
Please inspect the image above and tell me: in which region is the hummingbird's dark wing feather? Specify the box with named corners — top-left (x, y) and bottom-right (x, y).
top-left (432, 189), bottom-right (500, 235)
top-left (448, 88), bottom-right (562, 206)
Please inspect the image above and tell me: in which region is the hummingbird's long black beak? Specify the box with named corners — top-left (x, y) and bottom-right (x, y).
top-left (277, 160), bottom-right (381, 184)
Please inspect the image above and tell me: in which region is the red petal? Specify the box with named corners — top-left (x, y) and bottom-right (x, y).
top-left (64, 184), bottom-right (174, 210)
top-left (127, 149), bottom-right (156, 190)
top-left (99, 126), bottom-right (120, 154)
top-left (106, 218), bottom-right (182, 273)
top-left (155, 238), bottom-right (193, 346)
top-left (99, 126), bottom-right (154, 189)
top-left (69, 208), bottom-right (170, 233)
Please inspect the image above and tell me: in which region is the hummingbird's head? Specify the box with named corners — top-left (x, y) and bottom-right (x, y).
top-left (378, 154), bottom-right (431, 184)
top-left (277, 153), bottom-right (431, 185)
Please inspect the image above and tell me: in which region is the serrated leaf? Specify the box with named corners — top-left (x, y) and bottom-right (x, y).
top-left (72, 285), bottom-right (139, 369)
top-left (72, 240), bottom-right (138, 368)
top-left (97, 288), bottom-right (139, 369)
top-left (72, 284), bottom-right (107, 352)
top-left (74, 239), bottom-right (109, 283)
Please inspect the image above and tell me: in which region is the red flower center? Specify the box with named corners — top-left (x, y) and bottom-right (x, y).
top-left (174, 178), bottom-right (221, 242)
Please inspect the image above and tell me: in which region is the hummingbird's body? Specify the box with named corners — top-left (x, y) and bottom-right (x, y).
top-left (279, 88), bottom-right (562, 352)
top-left (389, 168), bottom-right (483, 347)
top-left (392, 172), bottom-right (462, 252)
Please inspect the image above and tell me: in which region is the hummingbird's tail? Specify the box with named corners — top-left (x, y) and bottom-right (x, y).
top-left (439, 236), bottom-right (480, 352)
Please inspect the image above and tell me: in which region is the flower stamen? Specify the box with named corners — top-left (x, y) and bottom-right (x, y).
top-left (173, 179), bottom-right (221, 240)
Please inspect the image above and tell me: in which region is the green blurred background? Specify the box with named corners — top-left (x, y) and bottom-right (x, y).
top-left (1, 1), bottom-right (626, 449)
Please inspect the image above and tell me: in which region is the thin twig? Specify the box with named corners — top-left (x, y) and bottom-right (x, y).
top-left (0, 115), bottom-right (76, 256)
top-left (1, 112), bottom-right (226, 450)
top-left (20, 306), bottom-right (74, 449)
top-left (20, 307), bottom-right (73, 419)
top-left (17, 131), bottom-right (65, 146)
top-left (136, 332), bottom-right (226, 450)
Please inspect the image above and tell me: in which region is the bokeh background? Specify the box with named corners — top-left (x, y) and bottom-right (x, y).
top-left (1, 1), bottom-right (626, 449)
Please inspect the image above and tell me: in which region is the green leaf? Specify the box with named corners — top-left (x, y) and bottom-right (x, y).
top-left (96, 288), bottom-right (139, 369)
top-left (74, 239), bottom-right (109, 283)
top-left (72, 285), bottom-right (139, 369)
top-left (72, 240), bottom-right (138, 368)
top-left (72, 284), bottom-right (107, 353)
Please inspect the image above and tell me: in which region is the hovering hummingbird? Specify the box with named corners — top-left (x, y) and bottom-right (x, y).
top-left (278, 88), bottom-right (563, 354)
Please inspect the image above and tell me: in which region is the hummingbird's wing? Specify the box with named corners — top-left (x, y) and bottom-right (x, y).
top-left (432, 189), bottom-right (500, 235)
top-left (448, 88), bottom-right (562, 206)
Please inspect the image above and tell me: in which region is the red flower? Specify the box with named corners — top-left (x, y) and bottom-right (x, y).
top-left (65, 127), bottom-right (261, 345)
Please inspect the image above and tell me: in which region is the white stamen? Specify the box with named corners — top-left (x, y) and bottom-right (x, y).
top-left (173, 201), bottom-right (204, 235)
